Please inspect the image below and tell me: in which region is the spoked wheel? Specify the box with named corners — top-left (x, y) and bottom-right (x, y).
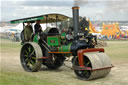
top-left (20, 42), bottom-right (43, 72)
top-left (73, 56), bottom-right (92, 80)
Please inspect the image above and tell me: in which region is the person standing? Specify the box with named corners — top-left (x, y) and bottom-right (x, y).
top-left (24, 22), bottom-right (33, 41)
top-left (34, 20), bottom-right (42, 34)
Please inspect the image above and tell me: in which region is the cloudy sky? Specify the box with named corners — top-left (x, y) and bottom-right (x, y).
top-left (0, 0), bottom-right (128, 21)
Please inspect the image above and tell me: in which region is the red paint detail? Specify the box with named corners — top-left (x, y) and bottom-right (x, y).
top-left (79, 66), bottom-right (92, 70)
top-left (77, 48), bottom-right (104, 67)
top-left (39, 56), bottom-right (51, 59)
top-left (72, 66), bottom-right (92, 70)
top-left (48, 52), bottom-right (72, 54)
top-left (72, 66), bottom-right (113, 71)
top-left (92, 66), bottom-right (113, 71)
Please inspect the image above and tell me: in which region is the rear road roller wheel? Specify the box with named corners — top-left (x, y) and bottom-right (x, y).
top-left (73, 56), bottom-right (92, 80)
top-left (20, 42), bottom-right (43, 72)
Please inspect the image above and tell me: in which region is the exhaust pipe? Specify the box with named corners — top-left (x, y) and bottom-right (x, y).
top-left (72, 6), bottom-right (80, 39)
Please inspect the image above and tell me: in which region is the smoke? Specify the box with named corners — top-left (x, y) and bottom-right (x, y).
top-left (74, 0), bottom-right (88, 7)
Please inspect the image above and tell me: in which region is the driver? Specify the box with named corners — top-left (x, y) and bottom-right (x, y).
top-left (34, 20), bottom-right (46, 41)
top-left (34, 20), bottom-right (42, 34)
top-left (24, 22), bottom-right (33, 41)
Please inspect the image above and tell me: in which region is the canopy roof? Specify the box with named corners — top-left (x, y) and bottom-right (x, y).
top-left (10, 13), bottom-right (69, 24)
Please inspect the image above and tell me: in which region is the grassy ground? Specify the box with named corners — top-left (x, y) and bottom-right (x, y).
top-left (105, 41), bottom-right (128, 61)
top-left (0, 39), bottom-right (59, 85)
top-left (0, 71), bottom-right (58, 85)
top-left (0, 39), bottom-right (128, 85)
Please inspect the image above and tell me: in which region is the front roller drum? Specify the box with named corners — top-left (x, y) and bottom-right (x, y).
top-left (20, 42), bottom-right (43, 72)
top-left (73, 52), bottom-right (112, 80)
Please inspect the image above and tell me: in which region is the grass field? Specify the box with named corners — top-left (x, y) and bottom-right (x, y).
top-left (0, 39), bottom-right (128, 85)
top-left (105, 41), bottom-right (128, 61)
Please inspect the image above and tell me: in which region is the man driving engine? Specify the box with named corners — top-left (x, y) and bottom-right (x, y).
top-left (34, 20), bottom-right (42, 34)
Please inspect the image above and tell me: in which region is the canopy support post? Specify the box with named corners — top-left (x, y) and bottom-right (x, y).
top-left (56, 15), bottom-right (58, 28)
top-left (46, 15), bottom-right (48, 28)
top-left (23, 23), bottom-right (25, 29)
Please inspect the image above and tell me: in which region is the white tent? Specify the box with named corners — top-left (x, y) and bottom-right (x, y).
top-left (12, 23), bottom-right (23, 30)
top-left (0, 26), bottom-right (14, 32)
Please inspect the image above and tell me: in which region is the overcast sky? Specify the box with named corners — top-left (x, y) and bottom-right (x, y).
top-left (0, 0), bottom-right (128, 21)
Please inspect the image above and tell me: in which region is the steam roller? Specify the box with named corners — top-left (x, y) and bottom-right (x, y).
top-left (11, 4), bottom-right (113, 80)
top-left (73, 48), bottom-right (113, 80)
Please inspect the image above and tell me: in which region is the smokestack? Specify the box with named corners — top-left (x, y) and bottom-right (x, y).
top-left (72, 6), bottom-right (80, 39)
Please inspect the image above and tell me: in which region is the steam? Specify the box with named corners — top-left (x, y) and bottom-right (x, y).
top-left (74, 0), bottom-right (88, 7)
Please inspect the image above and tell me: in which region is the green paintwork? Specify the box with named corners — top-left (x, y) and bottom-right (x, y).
top-left (11, 16), bottom-right (44, 24)
top-left (47, 36), bottom-right (60, 46)
top-left (61, 32), bottom-right (66, 44)
top-left (58, 43), bottom-right (72, 52)
top-left (61, 32), bottom-right (66, 39)
top-left (33, 34), bottom-right (38, 43)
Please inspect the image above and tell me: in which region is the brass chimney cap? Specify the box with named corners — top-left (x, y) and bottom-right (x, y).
top-left (72, 6), bottom-right (80, 9)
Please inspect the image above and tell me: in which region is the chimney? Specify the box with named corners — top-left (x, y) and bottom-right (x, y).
top-left (72, 6), bottom-right (80, 39)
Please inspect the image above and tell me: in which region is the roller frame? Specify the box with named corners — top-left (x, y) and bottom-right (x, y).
top-left (77, 48), bottom-right (113, 71)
